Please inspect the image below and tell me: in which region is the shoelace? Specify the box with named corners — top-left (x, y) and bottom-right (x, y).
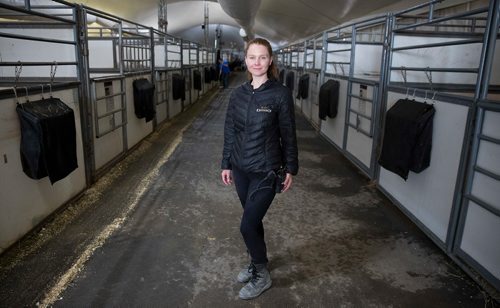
top-left (250, 264), bottom-right (263, 285)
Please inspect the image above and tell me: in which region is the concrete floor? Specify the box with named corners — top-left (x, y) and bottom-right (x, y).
top-left (0, 73), bottom-right (496, 307)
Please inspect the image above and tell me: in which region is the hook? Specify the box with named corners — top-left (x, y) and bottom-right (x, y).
top-left (41, 84), bottom-right (45, 100)
top-left (424, 90), bottom-right (428, 102)
top-left (431, 91), bottom-right (437, 104)
top-left (50, 61), bottom-right (57, 97)
top-left (14, 61), bottom-right (22, 86)
top-left (400, 66), bottom-right (407, 85)
top-left (405, 87), bottom-right (410, 99)
top-left (24, 86), bottom-right (29, 103)
top-left (424, 67), bottom-right (433, 91)
top-left (12, 87), bottom-right (19, 105)
top-left (412, 88), bottom-right (417, 100)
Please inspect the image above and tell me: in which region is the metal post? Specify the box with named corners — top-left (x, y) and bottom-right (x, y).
top-left (76, 5), bottom-right (95, 184)
top-left (447, 0), bottom-right (500, 253)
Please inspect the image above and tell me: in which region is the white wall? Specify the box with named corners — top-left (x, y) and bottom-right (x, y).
top-left (0, 89), bottom-right (86, 253)
top-left (89, 40), bottom-right (115, 69)
top-left (92, 79), bottom-right (125, 170)
top-left (459, 108), bottom-right (500, 282)
top-left (379, 92), bottom-right (469, 242)
top-left (392, 36), bottom-right (483, 85)
top-left (0, 28), bottom-right (77, 78)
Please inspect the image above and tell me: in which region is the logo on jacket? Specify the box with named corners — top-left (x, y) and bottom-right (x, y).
top-left (256, 106), bottom-right (272, 113)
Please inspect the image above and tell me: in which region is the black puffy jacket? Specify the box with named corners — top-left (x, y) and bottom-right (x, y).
top-left (221, 79), bottom-right (299, 175)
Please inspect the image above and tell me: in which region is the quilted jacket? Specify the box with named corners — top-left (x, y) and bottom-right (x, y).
top-left (221, 79), bottom-right (299, 175)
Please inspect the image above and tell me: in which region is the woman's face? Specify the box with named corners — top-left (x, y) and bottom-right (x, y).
top-left (245, 43), bottom-right (272, 79)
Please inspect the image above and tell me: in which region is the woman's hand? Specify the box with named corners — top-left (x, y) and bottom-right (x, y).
top-left (221, 169), bottom-right (233, 185)
top-left (282, 173), bottom-right (293, 192)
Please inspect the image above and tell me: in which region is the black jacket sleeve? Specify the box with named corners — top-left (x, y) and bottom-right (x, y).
top-left (278, 89), bottom-right (299, 175)
top-left (221, 93), bottom-right (235, 170)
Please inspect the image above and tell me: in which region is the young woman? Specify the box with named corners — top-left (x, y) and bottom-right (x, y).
top-left (221, 38), bottom-right (299, 300)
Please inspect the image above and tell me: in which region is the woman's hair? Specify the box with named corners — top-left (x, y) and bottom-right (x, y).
top-left (245, 38), bottom-right (279, 80)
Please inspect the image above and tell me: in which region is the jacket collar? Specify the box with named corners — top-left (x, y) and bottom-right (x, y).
top-left (243, 79), bottom-right (274, 92)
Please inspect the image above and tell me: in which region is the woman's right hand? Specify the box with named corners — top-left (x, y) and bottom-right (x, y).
top-left (221, 169), bottom-right (232, 185)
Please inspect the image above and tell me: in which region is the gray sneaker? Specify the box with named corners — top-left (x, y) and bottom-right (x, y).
top-left (238, 264), bottom-right (272, 300)
top-left (237, 263), bottom-right (254, 283)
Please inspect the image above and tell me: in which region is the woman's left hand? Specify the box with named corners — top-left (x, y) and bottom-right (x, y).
top-left (282, 173), bottom-right (293, 193)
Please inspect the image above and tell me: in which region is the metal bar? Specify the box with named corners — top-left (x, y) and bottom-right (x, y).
top-left (81, 5), bottom-right (148, 30)
top-left (0, 22), bottom-right (74, 28)
top-left (392, 38), bottom-right (482, 51)
top-left (387, 84), bottom-right (474, 106)
top-left (326, 61), bottom-right (351, 65)
top-left (95, 92), bottom-right (124, 101)
top-left (0, 2), bottom-right (75, 24)
top-left (395, 7), bottom-right (487, 31)
top-left (0, 31), bottom-right (76, 45)
top-left (350, 77), bottom-right (379, 86)
top-left (478, 100), bottom-right (500, 110)
top-left (349, 93), bottom-right (374, 102)
top-left (325, 13), bottom-right (388, 34)
top-left (390, 66), bottom-right (479, 73)
top-left (394, 0), bottom-right (443, 16)
top-left (327, 48), bottom-right (352, 53)
top-left (91, 75), bottom-right (125, 82)
top-left (355, 19), bottom-right (387, 31)
top-left (349, 107), bottom-right (372, 120)
top-left (96, 121), bottom-right (127, 138)
top-left (0, 61), bottom-right (77, 66)
top-left (348, 122), bottom-right (372, 137)
top-left (326, 39), bottom-right (352, 44)
top-left (474, 166), bottom-right (500, 181)
top-left (83, 9), bottom-right (121, 24)
top-left (397, 14), bottom-right (487, 22)
top-left (356, 41), bottom-right (385, 46)
top-left (97, 107), bottom-right (125, 119)
top-left (479, 134), bottom-right (500, 145)
top-left (88, 68), bottom-right (121, 74)
top-left (121, 44), bottom-right (150, 49)
top-left (465, 194), bottom-right (500, 217)
top-left (393, 28), bottom-right (488, 35)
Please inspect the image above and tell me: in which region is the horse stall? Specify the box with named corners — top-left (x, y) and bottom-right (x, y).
top-left (81, 6), bottom-right (155, 177)
top-left (0, 2), bottom-right (86, 253)
top-left (378, 0), bottom-right (500, 291)
top-left (319, 15), bottom-right (388, 179)
top-left (0, 1), bottom-right (217, 255)
top-left (282, 0), bottom-right (500, 293)
top-left (293, 35), bottom-right (322, 130)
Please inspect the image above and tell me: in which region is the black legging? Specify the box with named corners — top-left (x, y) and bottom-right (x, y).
top-left (232, 166), bottom-right (277, 265)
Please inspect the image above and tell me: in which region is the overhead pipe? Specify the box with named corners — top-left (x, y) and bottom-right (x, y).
top-left (217, 0), bottom-right (261, 41)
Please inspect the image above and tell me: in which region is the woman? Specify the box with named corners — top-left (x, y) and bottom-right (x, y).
top-left (221, 38), bottom-right (299, 300)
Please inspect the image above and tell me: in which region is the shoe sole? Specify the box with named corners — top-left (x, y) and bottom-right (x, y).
top-left (238, 281), bottom-right (272, 300)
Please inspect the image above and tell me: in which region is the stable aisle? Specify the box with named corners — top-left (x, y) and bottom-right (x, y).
top-left (0, 74), bottom-right (488, 307)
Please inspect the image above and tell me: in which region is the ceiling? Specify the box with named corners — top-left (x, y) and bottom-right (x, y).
top-left (63, 0), bottom-right (469, 50)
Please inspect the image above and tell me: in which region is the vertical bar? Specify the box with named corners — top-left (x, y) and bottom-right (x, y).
top-left (448, 0), bottom-right (500, 252)
top-left (121, 78), bottom-right (128, 151)
top-left (119, 22), bottom-right (123, 75)
top-left (150, 28), bottom-right (157, 130)
top-left (76, 5), bottom-right (95, 185)
top-left (342, 25), bottom-right (356, 151)
top-left (374, 14), bottom-right (394, 181)
top-left (428, 2), bottom-right (435, 22)
top-left (320, 31), bottom-right (327, 86)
